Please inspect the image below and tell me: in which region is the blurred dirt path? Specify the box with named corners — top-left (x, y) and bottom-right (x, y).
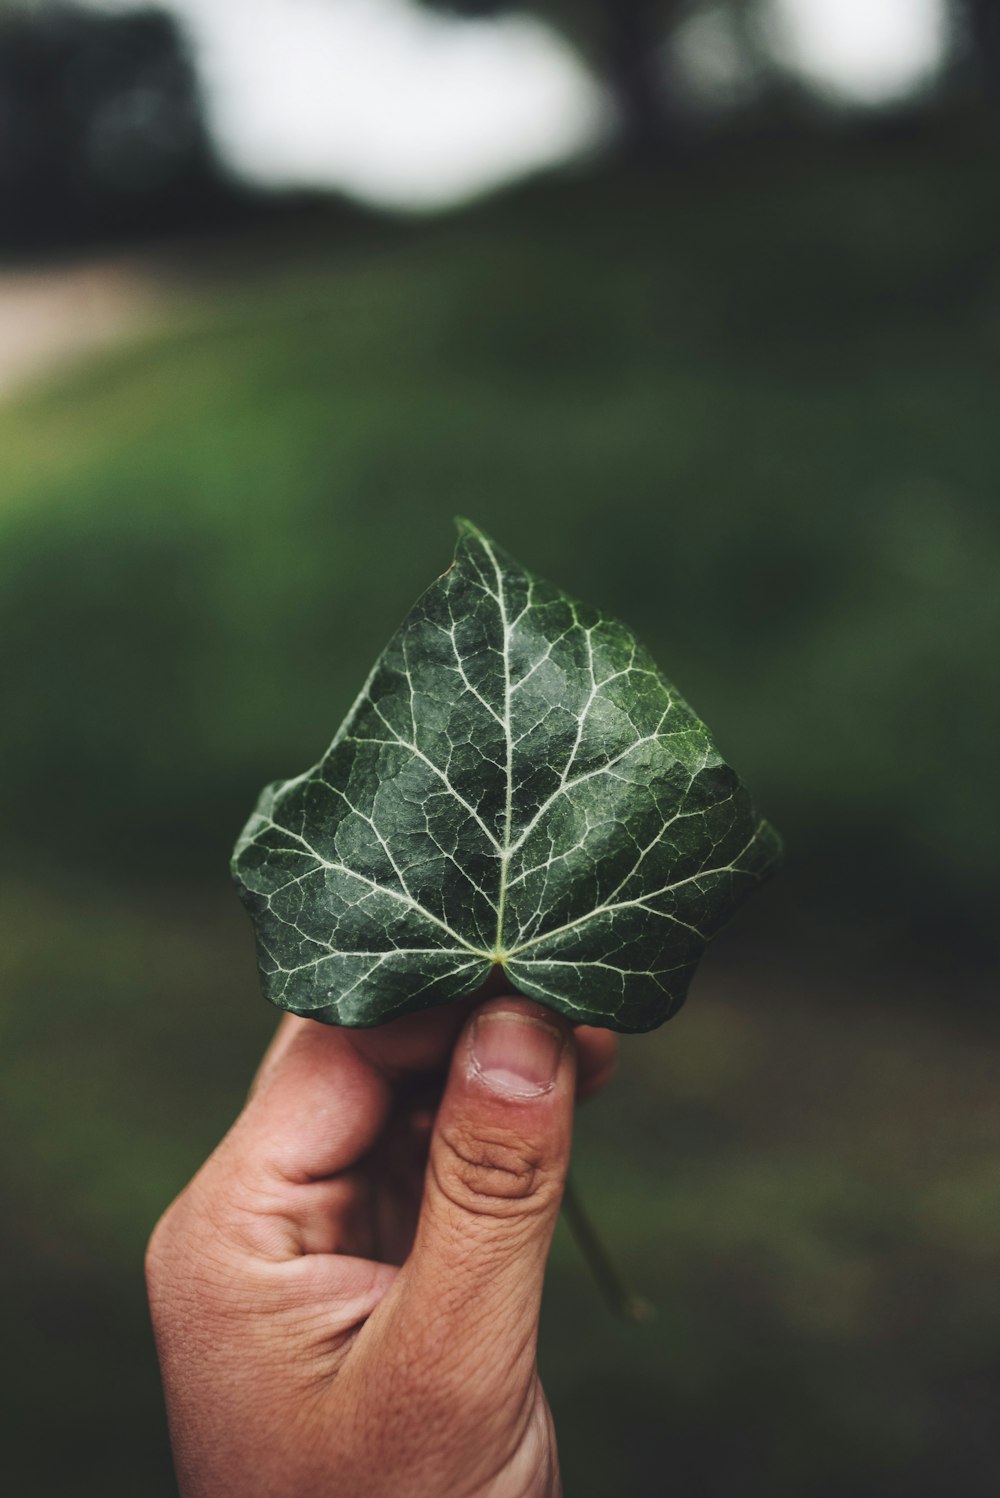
top-left (0, 257), bottom-right (159, 400)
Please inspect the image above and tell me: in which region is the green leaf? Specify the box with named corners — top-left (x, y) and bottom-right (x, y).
top-left (232, 520), bottom-right (781, 1032)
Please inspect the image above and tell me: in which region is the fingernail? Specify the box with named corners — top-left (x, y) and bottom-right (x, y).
top-left (469, 1011), bottom-right (564, 1098)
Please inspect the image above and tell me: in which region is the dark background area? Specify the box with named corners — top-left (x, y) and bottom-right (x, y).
top-left (1, 2), bottom-right (998, 1493)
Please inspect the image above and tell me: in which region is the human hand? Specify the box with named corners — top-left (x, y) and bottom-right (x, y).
top-left (146, 994), bottom-right (617, 1498)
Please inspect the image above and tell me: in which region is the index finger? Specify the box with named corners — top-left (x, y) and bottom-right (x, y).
top-left (234, 1001), bottom-right (477, 1188)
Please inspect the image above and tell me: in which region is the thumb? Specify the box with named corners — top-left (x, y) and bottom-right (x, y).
top-left (368, 996), bottom-right (576, 1405)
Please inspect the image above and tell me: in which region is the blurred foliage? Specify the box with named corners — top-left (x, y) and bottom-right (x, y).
top-left (2, 123), bottom-right (999, 1495)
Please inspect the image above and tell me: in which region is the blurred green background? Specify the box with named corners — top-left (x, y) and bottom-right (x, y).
top-left (2, 2), bottom-right (998, 1493)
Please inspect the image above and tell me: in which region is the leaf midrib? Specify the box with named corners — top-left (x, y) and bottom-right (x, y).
top-left (480, 532), bottom-right (515, 961)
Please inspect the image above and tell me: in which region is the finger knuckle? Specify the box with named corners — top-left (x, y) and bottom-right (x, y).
top-left (434, 1121), bottom-right (556, 1219)
top-left (145, 1181), bottom-right (235, 1292)
top-left (144, 1197), bottom-right (182, 1295)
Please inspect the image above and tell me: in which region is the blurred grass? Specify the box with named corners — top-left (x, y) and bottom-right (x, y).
top-left (2, 128), bottom-right (999, 951)
top-left (1, 125), bottom-right (999, 1494)
top-left (551, 954), bottom-right (1000, 1497)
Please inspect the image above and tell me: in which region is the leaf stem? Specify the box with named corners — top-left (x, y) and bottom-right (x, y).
top-left (560, 1174), bottom-right (656, 1325)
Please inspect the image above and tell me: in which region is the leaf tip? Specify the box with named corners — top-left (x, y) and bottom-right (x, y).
top-left (453, 514), bottom-right (492, 547)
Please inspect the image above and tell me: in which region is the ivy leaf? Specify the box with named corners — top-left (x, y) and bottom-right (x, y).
top-left (232, 520), bottom-right (781, 1032)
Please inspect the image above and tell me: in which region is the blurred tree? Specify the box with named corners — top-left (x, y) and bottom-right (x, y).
top-left (959, 0), bottom-right (1000, 96)
top-left (423, 1), bottom-right (842, 153)
top-left (0, 3), bottom-right (242, 249)
top-left (428, 0), bottom-right (685, 155)
top-left (427, 1), bottom-right (1000, 150)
